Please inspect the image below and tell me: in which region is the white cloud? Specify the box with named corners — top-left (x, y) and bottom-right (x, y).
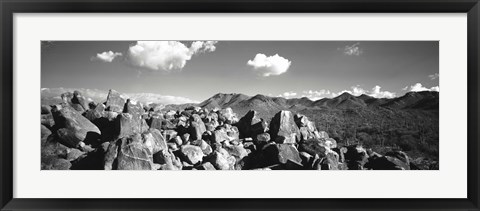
top-left (407, 83), bottom-right (440, 92)
top-left (301, 90), bottom-right (332, 100)
top-left (298, 86), bottom-right (395, 101)
top-left (278, 91), bottom-right (297, 98)
top-left (127, 41), bottom-right (218, 72)
top-left (92, 51), bottom-right (123, 62)
top-left (369, 85), bottom-right (396, 98)
top-left (342, 42), bottom-right (363, 56)
top-left (247, 53), bottom-right (292, 77)
top-left (428, 73), bottom-right (439, 80)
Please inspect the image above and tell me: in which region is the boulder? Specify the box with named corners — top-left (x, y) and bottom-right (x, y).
top-left (294, 114), bottom-right (316, 132)
top-left (41, 113), bottom-right (55, 128)
top-left (188, 114), bottom-right (206, 140)
top-left (298, 139), bottom-right (327, 158)
top-left (179, 145), bottom-right (204, 165)
top-left (209, 148), bottom-right (236, 170)
top-left (142, 128), bottom-right (167, 154)
top-left (116, 135), bottom-right (155, 170)
top-left (115, 113), bottom-right (148, 139)
top-left (320, 148), bottom-right (340, 170)
top-left (199, 140), bottom-right (213, 155)
top-left (262, 143), bottom-right (302, 166)
top-left (269, 111), bottom-right (300, 144)
top-left (41, 134), bottom-right (69, 158)
top-left (104, 141), bottom-right (119, 170)
top-left (41, 125), bottom-right (52, 141)
top-left (364, 154), bottom-right (410, 170)
top-left (154, 149), bottom-right (182, 170)
top-left (235, 110), bottom-right (268, 139)
top-left (344, 145), bottom-right (369, 170)
top-left (211, 128), bottom-right (232, 144)
top-left (72, 90), bottom-right (89, 111)
top-left (41, 105), bottom-right (51, 114)
top-left (51, 106), bottom-right (101, 147)
top-left (41, 156), bottom-right (71, 170)
top-left (197, 162), bottom-right (216, 170)
top-left (85, 103), bottom-right (105, 122)
top-left (66, 148), bottom-right (86, 161)
top-left (105, 89), bottom-right (126, 113)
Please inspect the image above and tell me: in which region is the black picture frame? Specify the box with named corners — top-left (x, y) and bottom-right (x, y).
top-left (1, 0), bottom-right (479, 210)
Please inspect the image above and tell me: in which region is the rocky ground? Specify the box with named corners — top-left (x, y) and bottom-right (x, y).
top-left (41, 89), bottom-right (437, 170)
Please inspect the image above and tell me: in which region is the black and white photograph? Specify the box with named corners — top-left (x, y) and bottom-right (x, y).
top-left (40, 41), bottom-right (439, 170)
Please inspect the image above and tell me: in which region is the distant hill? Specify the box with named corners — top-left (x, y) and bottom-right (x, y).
top-left (187, 91), bottom-right (439, 118)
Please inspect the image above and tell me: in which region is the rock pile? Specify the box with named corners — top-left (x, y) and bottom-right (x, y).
top-left (41, 89), bottom-right (419, 170)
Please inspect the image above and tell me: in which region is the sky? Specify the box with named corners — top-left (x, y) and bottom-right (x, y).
top-left (41, 41), bottom-right (439, 104)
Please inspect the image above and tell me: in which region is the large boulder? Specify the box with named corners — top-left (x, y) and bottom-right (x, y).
top-left (344, 145), bottom-right (369, 170)
top-left (269, 111), bottom-right (300, 144)
top-left (188, 114), bottom-right (206, 140)
top-left (211, 128), bottom-right (232, 144)
top-left (72, 90), bottom-right (89, 111)
top-left (105, 89), bottom-right (126, 113)
top-left (298, 139), bottom-right (327, 158)
top-left (41, 156), bottom-right (71, 170)
top-left (104, 141), bottom-right (119, 170)
top-left (294, 114), bottom-right (316, 132)
top-left (262, 143), bottom-right (302, 167)
top-left (235, 110), bottom-right (268, 139)
top-left (116, 135), bottom-right (156, 170)
top-left (115, 113), bottom-right (149, 139)
top-left (179, 145), bottom-right (204, 165)
top-left (85, 103), bottom-right (105, 122)
top-left (209, 148), bottom-right (236, 170)
top-left (41, 113), bottom-right (55, 128)
top-left (364, 152), bottom-right (411, 170)
top-left (51, 105), bottom-right (101, 147)
top-left (365, 151), bottom-right (411, 170)
top-left (154, 149), bottom-right (182, 170)
top-left (142, 128), bottom-right (167, 154)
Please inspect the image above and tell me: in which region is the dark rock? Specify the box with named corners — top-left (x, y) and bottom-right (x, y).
top-left (269, 111), bottom-right (300, 144)
top-left (41, 105), bottom-right (51, 114)
top-left (188, 114), bottom-right (206, 140)
top-left (235, 110), bottom-right (268, 139)
top-left (344, 145), bottom-right (369, 170)
top-left (262, 143), bottom-right (302, 166)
